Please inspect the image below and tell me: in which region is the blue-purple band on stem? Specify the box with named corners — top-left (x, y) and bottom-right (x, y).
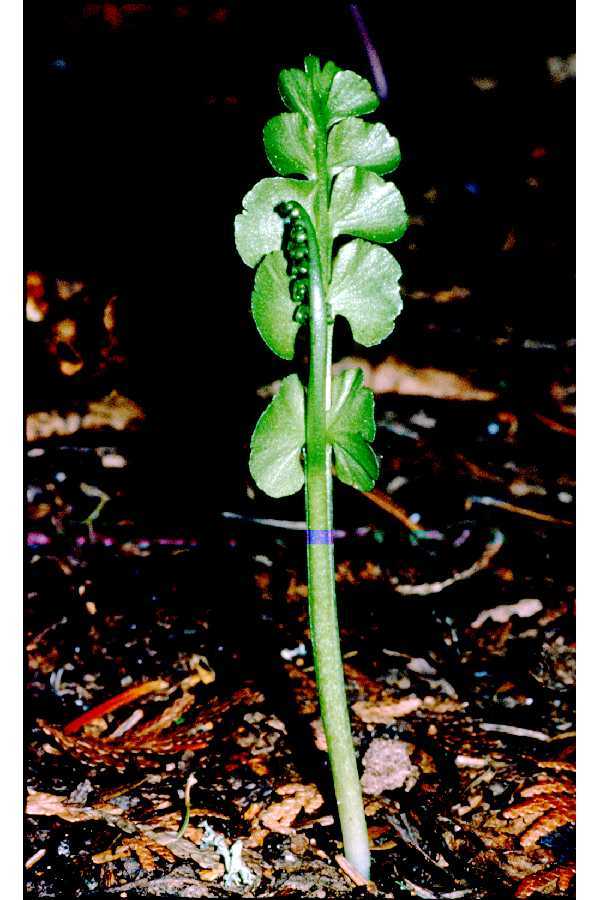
top-left (306, 529), bottom-right (334, 545)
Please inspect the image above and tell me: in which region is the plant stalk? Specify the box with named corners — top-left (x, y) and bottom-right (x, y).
top-left (298, 193), bottom-right (371, 878)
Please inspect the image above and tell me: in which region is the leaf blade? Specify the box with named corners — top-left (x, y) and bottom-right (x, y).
top-left (249, 375), bottom-right (306, 498)
top-left (327, 369), bottom-right (379, 491)
top-left (263, 113), bottom-right (316, 177)
top-left (326, 69), bottom-right (380, 125)
top-left (328, 118), bottom-right (400, 175)
top-left (330, 167), bottom-right (408, 244)
top-left (329, 239), bottom-right (402, 346)
top-left (278, 66), bottom-right (313, 121)
top-left (235, 177), bottom-right (315, 268)
top-left (251, 251), bottom-right (300, 360)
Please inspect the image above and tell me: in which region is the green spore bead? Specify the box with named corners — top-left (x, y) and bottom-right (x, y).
top-left (291, 280), bottom-right (309, 303)
top-left (291, 263), bottom-right (309, 278)
top-left (291, 226), bottom-right (307, 243)
top-left (289, 244), bottom-right (308, 261)
top-left (293, 304), bottom-right (310, 324)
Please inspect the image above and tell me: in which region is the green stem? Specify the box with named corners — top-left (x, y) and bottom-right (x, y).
top-left (296, 197), bottom-right (370, 875)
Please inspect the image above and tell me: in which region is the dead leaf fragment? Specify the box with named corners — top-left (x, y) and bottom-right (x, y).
top-left (260, 783), bottom-right (324, 834)
top-left (26, 392), bottom-right (144, 442)
top-left (361, 739), bottom-right (419, 796)
top-left (334, 356), bottom-right (498, 401)
top-left (520, 780), bottom-right (575, 797)
top-left (353, 696), bottom-right (422, 724)
top-left (81, 390), bottom-right (145, 431)
top-left (26, 790), bottom-right (122, 823)
top-left (26, 411), bottom-right (81, 441)
top-left (515, 864), bottom-right (575, 898)
top-left (502, 786), bottom-right (576, 849)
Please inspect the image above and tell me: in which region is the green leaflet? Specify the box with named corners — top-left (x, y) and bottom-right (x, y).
top-left (278, 57), bottom-right (378, 129)
top-left (327, 369), bottom-right (379, 491)
top-left (329, 239), bottom-right (402, 346)
top-left (263, 113), bottom-right (316, 177)
top-left (251, 251), bottom-right (300, 360)
top-left (317, 60), bottom-right (341, 96)
top-left (331, 167), bottom-right (408, 243)
top-left (326, 70), bottom-right (379, 125)
top-left (249, 375), bottom-right (306, 498)
top-left (234, 177), bottom-right (315, 268)
top-left (328, 118), bottom-right (400, 175)
top-left (278, 66), bottom-right (314, 122)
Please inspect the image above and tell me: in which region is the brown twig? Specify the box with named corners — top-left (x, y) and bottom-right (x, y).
top-left (63, 679), bottom-right (169, 735)
top-left (465, 495), bottom-right (574, 527)
top-left (335, 854), bottom-right (377, 892)
top-left (455, 453), bottom-right (504, 483)
top-left (362, 487), bottom-right (422, 532)
top-left (394, 530), bottom-right (504, 596)
top-left (534, 412), bottom-right (576, 437)
top-left (25, 849), bottom-right (47, 870)
top-left (479, 723), bottom-right (550, 742)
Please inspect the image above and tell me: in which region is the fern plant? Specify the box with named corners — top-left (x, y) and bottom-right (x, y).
top-left (235, 55), bottom-right (407, 879)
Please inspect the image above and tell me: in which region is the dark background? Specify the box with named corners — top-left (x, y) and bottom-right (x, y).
top-left (26, 0), bottom-right (574, 522)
